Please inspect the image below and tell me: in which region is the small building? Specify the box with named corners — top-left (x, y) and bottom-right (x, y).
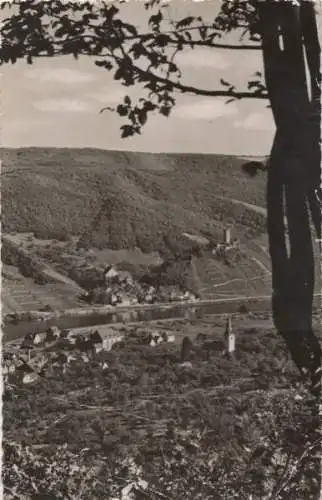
top-left (104, 265), bottom-right (118, 283)
top-left (20, 332), bottom-right (34, 350)
top-left (161, 331), bottom-right (175, 343)
top-left (111, 293), bottom-right (118, 306)
top-left (33, 333), bottom-right (46, 346)
top-left (102, 335), bottom-right (124, 352)
top-left (224, 317), bottom-right (236, 354)
top-left (22, 371), bottom-right (40, 385)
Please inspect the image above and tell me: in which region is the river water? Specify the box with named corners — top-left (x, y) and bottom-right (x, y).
top-left (3, 297), bottom-right (272, 341)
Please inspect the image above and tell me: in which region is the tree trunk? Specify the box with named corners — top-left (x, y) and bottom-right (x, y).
top-left (257, 0), bottom-right (321, 386)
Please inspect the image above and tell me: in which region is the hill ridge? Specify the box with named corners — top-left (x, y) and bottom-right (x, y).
top-left (0, 146), bottom-right (268, 158)
top-left (2, 147), bottom-right (267, 253)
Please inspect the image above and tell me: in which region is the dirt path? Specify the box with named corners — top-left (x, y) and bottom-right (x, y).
top-left (251, 256), bottom-right (271, 276)
top-left (214, 195), bottom-right (289, 225)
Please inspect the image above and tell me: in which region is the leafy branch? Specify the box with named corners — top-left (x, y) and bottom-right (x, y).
top-left (0, 0), bottom-right (266, 136)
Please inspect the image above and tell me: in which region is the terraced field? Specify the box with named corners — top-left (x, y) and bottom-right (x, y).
top-left (2, 266), bottom-right (83, 314)
top-left (191, 246), bottom-right (272, 300)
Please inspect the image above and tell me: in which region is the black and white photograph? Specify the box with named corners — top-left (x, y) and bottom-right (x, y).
top-left (1, 0), bottom-right (322, 498)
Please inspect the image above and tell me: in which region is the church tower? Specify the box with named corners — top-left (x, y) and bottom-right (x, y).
top-left (224, 316), bottom-right (235, 355)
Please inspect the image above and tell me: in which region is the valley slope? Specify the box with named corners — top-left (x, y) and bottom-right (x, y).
top-left (2, 147), bottom-right (266, 253)
top-left (2, 147), bottom-right (320, 309)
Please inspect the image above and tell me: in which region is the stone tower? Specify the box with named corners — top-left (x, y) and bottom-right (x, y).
top-left (224, 226), bottom-right (232, 245)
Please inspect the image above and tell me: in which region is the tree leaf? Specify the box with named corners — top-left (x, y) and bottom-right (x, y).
top-left (149, 11), bottom-right (163, 30)
top-left (117, 104), bottom-right (128, 117)
top-left (130, 43), bottom-right (146, 59)
top-left (155, 34), bottom-right (168, 47)
top-left (168, 62), bottom-right (177, 73)
top-left (123, 23), bottom-right (138, 37)
top-left (220, 78), bottom-right (230, 87)
top-left (114, 68), bottom-right (124, 80)
top-left (121, 125), bottom-right (135, 138)
top-left (159, 106), bottom-right (171, 117)
top-left (95, 60), bottom-right (113, 70)
top-left (176, 17), bottom-right (195, 29)
top-left (106, 5), bottom-right (119, 21)
top-left (138, 109), bottom-right (147, 125)
top-left (144, 101), bottom-right (157, 112)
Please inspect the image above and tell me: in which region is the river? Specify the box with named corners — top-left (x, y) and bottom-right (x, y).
top-left (3, 295), bottom-right (272, 341)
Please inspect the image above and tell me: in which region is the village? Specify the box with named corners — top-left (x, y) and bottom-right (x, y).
top-left (3, 316), bottom-right (237, 389)
top-left (2, 225), bottom-right (244, 317)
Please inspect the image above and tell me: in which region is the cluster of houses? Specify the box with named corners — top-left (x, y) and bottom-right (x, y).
top-left (2, 324), bottom-right (181, 387)
top-left (85, 264), bottom-right (198, 307)
top-left (146, 330), bottom-right (176, 347)
top-left (3, 325), bottom-right (123, 387)
top-left (3, 314), bottom-right (237, 389)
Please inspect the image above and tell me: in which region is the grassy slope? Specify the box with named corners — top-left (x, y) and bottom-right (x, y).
top-left (2, 147), bottom-right (267, 253)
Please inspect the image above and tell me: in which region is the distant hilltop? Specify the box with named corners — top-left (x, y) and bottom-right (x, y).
top-left (2, 147), bottom-right (267, 253)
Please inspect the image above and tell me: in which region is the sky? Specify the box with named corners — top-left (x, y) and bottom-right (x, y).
top-left (2, 1), bottom-right (276, 155)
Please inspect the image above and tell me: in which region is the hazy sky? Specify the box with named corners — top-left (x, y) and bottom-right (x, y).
top-left (2, 1), bottom-right (276, 154)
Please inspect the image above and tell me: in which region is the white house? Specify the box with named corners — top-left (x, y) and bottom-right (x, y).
top-left (104, 265), bottom-right (118, 281)
top-left (32, 332), bottom-right (48, 346)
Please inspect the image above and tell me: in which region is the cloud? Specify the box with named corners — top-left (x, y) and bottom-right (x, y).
top-left (33, 98), bottom-right (93, 113)
top-left (234, 111), bottom-right (273, 131)
top-left (88, 88), bottom-right (128, 104)
top-left (176, 48), bottom-right (230, 69)
top-left (172, 98), bottom-right (238, 121)
top-left (25, 68), bottom-right (96, 84)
